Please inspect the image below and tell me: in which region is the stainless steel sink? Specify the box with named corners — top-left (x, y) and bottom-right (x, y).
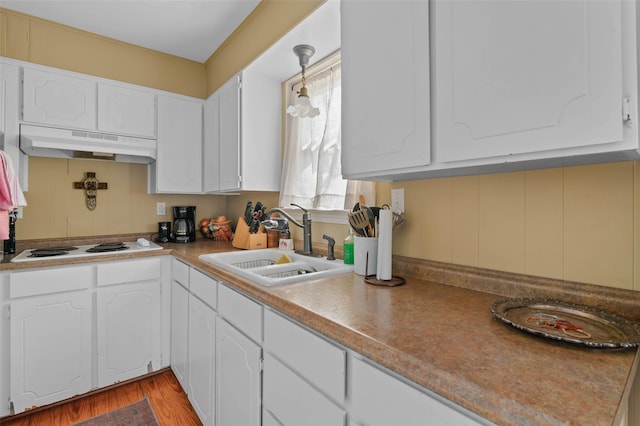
top-left (199, 249), bottom-right (353, 286)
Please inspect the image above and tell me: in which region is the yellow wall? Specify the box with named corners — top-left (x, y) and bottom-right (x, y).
top-left (2, 5), bottom-right (639, 293)
top-left (204, 0), bottom-right (323, 96)
top-left (19, 157), bottom-right (227, 239)
top-left (389, 162), bottom-right (640, 291)
top-left (0, 8), bottom-right (207, 98)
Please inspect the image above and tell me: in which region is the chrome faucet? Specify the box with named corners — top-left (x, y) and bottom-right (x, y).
top-left (264, 204), bottom-right (321, 257)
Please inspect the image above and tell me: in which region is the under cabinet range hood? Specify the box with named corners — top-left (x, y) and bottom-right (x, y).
top-left (19, 124), bottom-right (157, 164)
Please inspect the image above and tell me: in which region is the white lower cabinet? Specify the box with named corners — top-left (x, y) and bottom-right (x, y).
top-left (216, 285), bottom-right (262, 426)
top-left (96, 258), bottom-right (163, 387)
top-left (1, 257), bottom-right (171, 415)
top-left (170, 279), bottom-right (189, 391)
top-left (263, 309), bottom-right (346, 426)
top-left (263, 354), bottom-right (345, 426)
top-left (349, 357), bottom-right (483, 426)
top-left (188, 294), bottom-right (216, 425)
top-left (10, 289), bottom-right (92, 413)
top-left (96, 281), bottom-right (162, 386)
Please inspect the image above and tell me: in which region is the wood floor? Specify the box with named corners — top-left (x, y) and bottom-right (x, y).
top-left (0, 369), bottom-right (202, 426)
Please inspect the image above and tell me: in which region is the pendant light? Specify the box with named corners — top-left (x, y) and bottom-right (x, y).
top-left (287, 44), bottom-right (320, 118)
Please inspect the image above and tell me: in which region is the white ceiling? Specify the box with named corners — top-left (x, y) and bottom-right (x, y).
top-left (0, 0), bottom-right (341, 77)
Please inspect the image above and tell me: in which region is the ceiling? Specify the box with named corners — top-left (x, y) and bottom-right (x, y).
top-left (0, 0), bottom-right (341, 78)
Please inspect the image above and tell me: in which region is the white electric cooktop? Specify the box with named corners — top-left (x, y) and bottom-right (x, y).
top-left (11, 239), bottom-right (163, 263)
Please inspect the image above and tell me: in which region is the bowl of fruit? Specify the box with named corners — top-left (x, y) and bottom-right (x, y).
top-left (200, 216), bottom-right (234, 241)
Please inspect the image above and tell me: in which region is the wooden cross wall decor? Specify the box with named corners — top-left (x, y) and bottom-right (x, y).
top-left (73, 172), bottom-right (108, 211)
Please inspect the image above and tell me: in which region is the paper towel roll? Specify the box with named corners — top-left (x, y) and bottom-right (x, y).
top-left (376, 209), bottom-right (393, 280)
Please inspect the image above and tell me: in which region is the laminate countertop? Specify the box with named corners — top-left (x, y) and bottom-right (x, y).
top-left (3, 238), bottom-right (639, 425)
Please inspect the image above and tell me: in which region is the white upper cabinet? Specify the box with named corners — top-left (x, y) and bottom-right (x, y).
top-left (204, 71), bottom-right (282, 193)
top-left (218, 75), bottom-right (241, 192)
top-left (22, 67), bottom-right (97, 130)
top-left (341, 0), bottom-right (431, 180)
top-left (203, 91), bottom-right (221, 193)
top-left (97, 83), bottom-right (156, 138)
top-left (434, 0), bottom-right (632, 163)
top-left (151, 94), bottom-right (203, 193)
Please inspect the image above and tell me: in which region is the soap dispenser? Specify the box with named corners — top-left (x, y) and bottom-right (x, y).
top-left (343, 228), bottom-right (354, 264)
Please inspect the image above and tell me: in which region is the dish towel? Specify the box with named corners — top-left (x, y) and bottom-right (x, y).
top-left (0, 150), bottom-right (27, 240)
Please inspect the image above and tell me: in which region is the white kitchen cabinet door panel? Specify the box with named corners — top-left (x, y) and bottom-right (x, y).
top-left (171, 281), bottom-right (189, 392)
top-left (349, 357), bottom-right (482, 426)
top-left (203, 92), bottom-right (221, 193)
top-left (263, 354), bottom-right (346, 426)
top-left (22, 68), bottom-right (97, 130)
top-left (435, 0), bottom-right (623, 162)
top-left (10, 291), bottom-right (92, 413)
top-left (96, 257), bottom-right (161, 287)
top-left (218, 284), bottom-right (262, 343)
top-left (217, 75), bottom-right (241, 192)
top-left (264, 309), bottom-right (345, 404)
top-left (97, 83), bottom-right (156, 138)
top-left (154, 95), bottom-right (203, 193)
top-left (341, 1), bottom-right (430, 178)
top-left (216, 318), bottom-right (261, 426)
top-left (188, 293), bottom-right (216, 426)
top-left (97, 281), bottom-right (162, 386)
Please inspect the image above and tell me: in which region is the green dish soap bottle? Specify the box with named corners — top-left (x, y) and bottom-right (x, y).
top-left (343, 229), bottom-right (354, 265)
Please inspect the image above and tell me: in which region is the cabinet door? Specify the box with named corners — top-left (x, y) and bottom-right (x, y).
top-left (218, 75), bottom-right (241, 192)
top-left (155, 95), bottom-right (203, 193)
top-left (171, 281), bottom-right (189, 392)
top-left (263, 354), bottom-right (345, 426)
top-left (22, 68), bottom-right (96, 130)
top-left (97, 83), bottom-right (156, 138)
top-left (434, 0), bottom-right (624, 162)
top-left (188, 294), bottom-right (216, 426)
top-left (216, 318), bottom-right (261, 426)
top-left (341, 1), bottom-right (430, 179)
top-left (203, 92), bottom-right (220, 193)
top-left (10, 291), bottom-right (92, 413)
top-left (349, 357), bottom-right (481, 426)
top-left (97, 281), bottom-right (162, 386)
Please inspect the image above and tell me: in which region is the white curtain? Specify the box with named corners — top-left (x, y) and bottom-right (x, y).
top-left (280, 63), bottom-right (375, 210)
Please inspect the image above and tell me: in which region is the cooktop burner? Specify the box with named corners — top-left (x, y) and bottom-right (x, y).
top-left (28, 246), bottom-right (80, 257)
top-left (11, 240), bottom-right (163, 263)
top-left (86, 242), bottom-right (129, 253)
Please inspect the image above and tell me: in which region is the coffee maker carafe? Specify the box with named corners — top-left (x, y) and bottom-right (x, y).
top-left (171, 206), bottom-right (196, 243)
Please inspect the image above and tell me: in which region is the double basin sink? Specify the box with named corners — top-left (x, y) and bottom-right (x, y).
top-left (199, 248), bottom-right (354, 286)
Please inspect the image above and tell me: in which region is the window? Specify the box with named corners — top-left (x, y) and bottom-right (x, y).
top-left (279, 52), bottom-right (375, 222)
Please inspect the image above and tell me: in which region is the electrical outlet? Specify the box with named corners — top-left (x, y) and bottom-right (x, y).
top-left (391, 188), bottom-right (404, 213)
top-left (156, 202), bottom-right (166, 216)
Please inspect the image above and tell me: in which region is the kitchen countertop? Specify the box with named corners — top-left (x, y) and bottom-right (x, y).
top-left (2, 238), bottom-right (639, 425)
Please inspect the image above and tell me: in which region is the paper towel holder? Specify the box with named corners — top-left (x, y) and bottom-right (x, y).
top-left (364, 275), bottom-right (406, 287)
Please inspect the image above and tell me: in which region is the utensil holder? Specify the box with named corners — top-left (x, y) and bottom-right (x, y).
top-left (232, 216), bottom-right (267, 250)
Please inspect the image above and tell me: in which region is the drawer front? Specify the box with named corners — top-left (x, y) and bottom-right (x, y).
top-left (189, 268), bottom-right (217, 309)
top-left (9, 265), bottom-right (93, 298)
top-left (263, 354), bottom-right (346, 426)
top-left (97, 258), bottom-right (161, 286)
top-left (218, 284), bottom-right (262, 343)
top-left (172, 258), bottom-right (190, 288)
top-left (350, 357), bottom-right (482, 426)
top-left (264, 309), bottom-right (346, 403)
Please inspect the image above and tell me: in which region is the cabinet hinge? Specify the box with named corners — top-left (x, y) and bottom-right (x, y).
top-left (7, 305), bottom-right (10, 320)
top-left (623, 97), bottom-right (633, 128)
top-left (259, 357), bottom-right (264, 372)
top-left (9, 400), bottom-right (14, 415)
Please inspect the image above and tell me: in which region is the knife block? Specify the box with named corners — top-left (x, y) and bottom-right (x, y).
top-left (232, 216), bottom-right (267, 250)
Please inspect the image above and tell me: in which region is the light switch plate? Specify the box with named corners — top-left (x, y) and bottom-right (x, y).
top-left (156, 202), bottom-right (166, 216)
top-left (391, 188), bottom-right (404, 213)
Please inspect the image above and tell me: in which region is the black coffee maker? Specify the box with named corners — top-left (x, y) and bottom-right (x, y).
top-left (171, 206), bottom-right (196, 243)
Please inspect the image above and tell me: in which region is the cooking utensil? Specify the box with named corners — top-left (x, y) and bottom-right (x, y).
top-left (348, 210), bottom-right (371, 237)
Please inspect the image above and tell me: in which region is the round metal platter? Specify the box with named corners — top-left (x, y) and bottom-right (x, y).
top-left (490, 298), bottom-right (640, 349)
